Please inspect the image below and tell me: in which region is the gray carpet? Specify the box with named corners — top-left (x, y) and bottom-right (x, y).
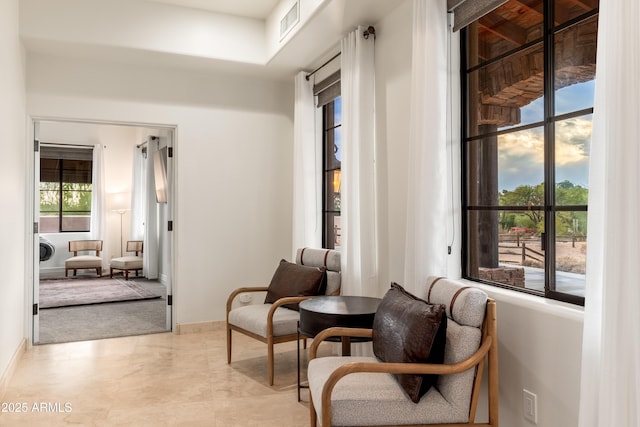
top-left (38, 279), bottom-right (168, 345)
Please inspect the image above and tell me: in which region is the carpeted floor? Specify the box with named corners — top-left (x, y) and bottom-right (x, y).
top-left (38, 278), bottom-right (169, 345)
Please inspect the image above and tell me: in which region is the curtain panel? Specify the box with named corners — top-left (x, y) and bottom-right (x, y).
top-left (292, 71), bottom-right (321, 256)
top-left (579, 0), bottom-right (640, 425)
top-left (143, 142), bottom-right (159, 280)
top-left (130, 145), bottom-right (146, 241)
top-left (340, 26), bottom-right (378, 297)
top-left (403, 0), bottom-right (450, 295)
top-left (89, 144), bottom-right (105, 254)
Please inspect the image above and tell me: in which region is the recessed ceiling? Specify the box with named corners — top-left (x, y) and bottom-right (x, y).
top-left (141, 0), bottom-right (280, 19)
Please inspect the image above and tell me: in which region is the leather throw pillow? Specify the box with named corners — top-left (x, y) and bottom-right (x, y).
top-left (264, 259), bottom-right (327, 310)
top-left (372, 282), bottom-right (447, 403)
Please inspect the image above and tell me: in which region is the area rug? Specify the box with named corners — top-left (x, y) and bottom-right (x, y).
top-left (39, 278), bottom-right (161, 309)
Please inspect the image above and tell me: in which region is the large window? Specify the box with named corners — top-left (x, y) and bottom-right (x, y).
top-left (462, 0), bottom-right (598, 305)
top-left (40, 146), bottom-right (93, 233)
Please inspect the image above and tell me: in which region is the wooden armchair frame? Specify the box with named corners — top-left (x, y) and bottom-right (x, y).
top-left (110, 240), bottom-right (144, 280)
top-left (308, 299), bottom-right (498, 427)
top-left (64, 240), bottom-right (104, 277)
top-left (226, 287), bottom-right (326, 385)
top-left (226, 248), bottom-right (341, 386)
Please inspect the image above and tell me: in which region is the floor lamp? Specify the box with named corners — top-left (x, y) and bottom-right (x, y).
top-left (109, 192), bottom-right (130, 257)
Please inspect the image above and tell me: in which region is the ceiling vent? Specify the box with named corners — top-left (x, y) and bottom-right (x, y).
top-left (280, 1), bottom-right (299, 40)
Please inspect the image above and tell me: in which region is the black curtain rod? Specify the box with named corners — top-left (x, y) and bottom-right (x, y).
top-left (137, 136), bottom-right (158, 149)
top-left (40, 142), bottom-right (94, 149)
top-left (305, 26), bottom-right (376, 81)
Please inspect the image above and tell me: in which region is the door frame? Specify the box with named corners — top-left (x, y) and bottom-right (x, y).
top-left (26, 116), bottom-right (177, 345)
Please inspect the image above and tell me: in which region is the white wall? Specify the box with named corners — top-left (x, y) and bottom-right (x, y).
top-left (26, 53), bottom-right (295, 326)
top-left (374, 1), bottom-right (584, 426)
top-left (0, 0), bottom-right (27, 393)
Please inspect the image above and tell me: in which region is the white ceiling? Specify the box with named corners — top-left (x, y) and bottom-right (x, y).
top-left (21, 0), bottom-right (405, 81)
top-left (141, 0), bottom-right (280, 19)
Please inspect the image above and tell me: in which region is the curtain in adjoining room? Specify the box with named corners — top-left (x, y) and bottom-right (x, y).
top-left (292, 70), bottom-right (321, 256)
top-left (579, 1), bottom-right (640, 425)
top-left (90, 144), bottom-right (105, 252)
top-left (403, 0), bottom-right (449, 296)
top-left (340, 26), bottom-right (378, 297)
top-left (130, 145), bottom-right (147, 241)
top-left (143, 141), bottom-right (159, 280)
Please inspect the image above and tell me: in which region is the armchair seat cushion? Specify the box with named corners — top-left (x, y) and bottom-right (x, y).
top-left (308, 356), bottom-right (468, 426)
top-left (65, 255), bottom-right (102, 269)
top-left (228, 304), bottom-right (300, 338)
top-left (110, 256), bottom-right (142, 270)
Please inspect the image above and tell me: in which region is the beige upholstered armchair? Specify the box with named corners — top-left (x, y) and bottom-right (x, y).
top-left (307, 277), bottom-right (498, 427)
top-left (110, 240), bottom-right (144, 280)
top-left (226, 248), bottom-right (341, 386)
top-left (64, 240), bottom-right (104, 277)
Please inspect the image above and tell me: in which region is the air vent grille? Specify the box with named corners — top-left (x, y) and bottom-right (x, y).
top-left (280, 2), bottom-right (299, 40)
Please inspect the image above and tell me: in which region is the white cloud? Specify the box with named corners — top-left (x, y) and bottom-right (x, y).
top-left (495, 116), bottom-right (592, 190)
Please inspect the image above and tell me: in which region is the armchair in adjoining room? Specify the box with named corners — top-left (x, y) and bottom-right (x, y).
top-left (226, 248), bottom-right (341, 386)
top-left (110, 240), bottom-right (144, 280)
top-left (64, 240), bottom-right (104, 277)
top-left (307, 276), bottom-right (499, 427)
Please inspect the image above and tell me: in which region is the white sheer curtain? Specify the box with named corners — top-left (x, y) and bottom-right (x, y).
top-left (130, 145), bottom-right (146, 241)
top-left (90, 144), bottom-right (106, 249)
top-left (402, 0), bottom-right (449, 295)
top-left (144, 141), bottom-right (159, 280)
top-left (292, 70), bottom-right (321, 256)
top-left (578, 1), bottom-right (640, 425)
top-left (340, 26), bottom-right (377, 297)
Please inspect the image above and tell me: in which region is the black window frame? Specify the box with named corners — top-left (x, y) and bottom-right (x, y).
top-left (39, 147), bottom-right (93, 233)
top-left (321, 97), bottom-right (342, 249)
top-left (461, 0), bottom-right (599, 306)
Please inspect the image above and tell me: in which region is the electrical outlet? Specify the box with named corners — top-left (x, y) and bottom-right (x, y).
top-left (523, 389), bottom-right (538, 424)
top-left (239, 293), bottom-right (252, 304)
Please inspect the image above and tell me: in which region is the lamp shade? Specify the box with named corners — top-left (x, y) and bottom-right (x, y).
top-left (109, 192), bottom-right (130, 213)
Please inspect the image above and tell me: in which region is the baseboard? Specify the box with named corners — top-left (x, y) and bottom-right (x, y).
top-left (159, 273), bottom-right (169, 286)
top-left (0, 338), bottom-right (27, 402)
top-left (176, 320), bottom-right (225, 334)
top-left (39, 267), bottom-right (65, 279)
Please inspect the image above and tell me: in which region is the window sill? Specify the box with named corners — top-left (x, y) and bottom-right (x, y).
top-left (460, 278), bottom-right (584, 322)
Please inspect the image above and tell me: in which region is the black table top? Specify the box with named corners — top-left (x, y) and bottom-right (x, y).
top-left (299, 295), bottom-right (381, 315)
top-left (298, 295), bottom-right (381, 338)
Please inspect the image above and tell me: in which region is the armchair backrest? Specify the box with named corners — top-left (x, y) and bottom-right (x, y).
top-left (126, 240), bottom-right (144, 255)
top-left (296, 248), bottom-right (341, 296)
top-left (422, 276), bottom-right (488, 416)
top-left (68, 240), bottom-right (103, 256)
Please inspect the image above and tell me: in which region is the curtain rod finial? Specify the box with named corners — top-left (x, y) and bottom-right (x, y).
top-left (363, 26), bottom-right (376, 40)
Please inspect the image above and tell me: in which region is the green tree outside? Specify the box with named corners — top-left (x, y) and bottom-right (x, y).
top-left (499, 180), bottom-right (588, 236)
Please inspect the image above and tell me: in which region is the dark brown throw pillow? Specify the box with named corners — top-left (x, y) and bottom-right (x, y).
top-left (264, 259), bottom-right (327, 310)
top-left (372, 282), bottom-right (447, 403)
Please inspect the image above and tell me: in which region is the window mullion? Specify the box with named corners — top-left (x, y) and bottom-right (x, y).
top-left (543, 0), bottom-right (556, 295)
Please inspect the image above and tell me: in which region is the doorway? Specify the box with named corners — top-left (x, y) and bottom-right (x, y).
top-left (31, 119), bottom-right (175, 344)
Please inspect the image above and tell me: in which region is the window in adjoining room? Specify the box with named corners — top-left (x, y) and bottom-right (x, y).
top-left (461, 0), bottom-right (598, 305)
top-left (39, 146), bottom-right (93, 233)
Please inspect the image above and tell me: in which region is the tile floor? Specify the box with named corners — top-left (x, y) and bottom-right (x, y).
top-left (1, 328), bottom-right (326, 426)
